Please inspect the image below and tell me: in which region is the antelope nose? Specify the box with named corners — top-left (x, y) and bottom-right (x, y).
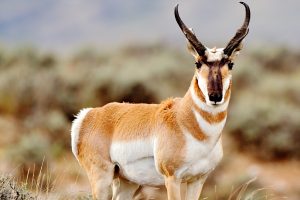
top-left (209, 93), bottom-right (222, 103)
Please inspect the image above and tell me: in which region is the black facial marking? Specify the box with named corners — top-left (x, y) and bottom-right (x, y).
top-left (207, 66), bottom-right (223, 103)
top-left (195, 62), bottom-right (202, 69)
top-left (228, 62), bottom-right (234, 70)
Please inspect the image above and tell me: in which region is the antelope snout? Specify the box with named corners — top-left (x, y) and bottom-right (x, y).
top-left (208, 92), bottom-right (222, 103)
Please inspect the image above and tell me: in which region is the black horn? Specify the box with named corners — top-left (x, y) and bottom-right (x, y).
top-left (174, 4), bottom-right (207, 56)
top-left (223, 2), bottom-right (251, 56)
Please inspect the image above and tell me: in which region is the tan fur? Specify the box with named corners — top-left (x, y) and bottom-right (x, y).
top-left (156, 99), bottom-right (186, 177)
top-left (74, 68), bottom-right (232, 199)
top-left (195, 107), bottom-right (227, 124)
top-left (220, 65), bottom-right (230, 78)
top-left (133, 185), bottom-right (168, 200)
top-left (198, 66), bottom-right (210, 82)
top-left (224, 80), bottom-right (232, 101)
top-left (178, 92), bottom-right (207, 141)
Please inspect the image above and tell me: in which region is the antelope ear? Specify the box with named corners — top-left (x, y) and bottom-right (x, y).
top-left (227, 41), bottom-right (244, 61)
top-left (187, 41), bottom-right (201, 61)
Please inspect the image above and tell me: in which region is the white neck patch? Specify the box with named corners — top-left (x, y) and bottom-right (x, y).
top-left (205, 48), bottom-right (224, 62)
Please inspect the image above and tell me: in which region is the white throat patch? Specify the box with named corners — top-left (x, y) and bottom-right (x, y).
top-left (205, 48), bottom-right (224, 62)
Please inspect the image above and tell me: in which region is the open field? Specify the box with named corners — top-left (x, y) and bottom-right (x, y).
top-left (0, 44), bottom-right (299, 199)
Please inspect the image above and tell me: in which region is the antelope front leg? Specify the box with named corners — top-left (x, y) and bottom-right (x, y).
top-left (164, 176), bottom-right (182, 200)
top-left (185, 176), bottom-right (207, 200)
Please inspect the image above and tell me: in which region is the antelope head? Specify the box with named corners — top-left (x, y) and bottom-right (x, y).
top-left (175, 2), bottom-right (250, 106)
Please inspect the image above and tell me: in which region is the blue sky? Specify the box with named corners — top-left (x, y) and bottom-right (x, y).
top-left (0, 0), bottom-right (299, 53)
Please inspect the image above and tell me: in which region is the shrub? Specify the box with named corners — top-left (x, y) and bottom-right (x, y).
top-left (0, 175), bottom-right (34, 200)
top-left (6, 133), bottom-right (51, 181)
top-left (0, 45), bottom-right (299, 161)
top-left (227, 49), bottom-right (300, 160)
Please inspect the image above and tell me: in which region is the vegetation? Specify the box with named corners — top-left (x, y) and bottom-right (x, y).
top-left (0, 44), bottom-right (299, 199)
top-left (0, 175), bottom-right (34, 200)
top-left (228, 48), bottom-right (300, 160)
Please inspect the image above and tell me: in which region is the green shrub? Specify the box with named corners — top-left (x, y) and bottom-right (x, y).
top-left (227, 49), bottom-right (300, 160)
top-left (6, 133), bottom-right (51, 180)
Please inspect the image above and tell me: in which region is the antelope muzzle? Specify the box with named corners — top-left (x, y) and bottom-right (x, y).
top-left (207, 66), bottom-right (223, 104)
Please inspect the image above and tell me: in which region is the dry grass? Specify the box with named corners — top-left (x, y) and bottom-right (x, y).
top-left (1, 173), bottom-right (283, 200)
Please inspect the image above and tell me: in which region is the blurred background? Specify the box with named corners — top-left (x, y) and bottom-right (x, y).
top-left (0, 0), bottom-right (299, 199)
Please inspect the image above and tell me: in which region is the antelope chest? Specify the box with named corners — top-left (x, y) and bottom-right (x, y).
top-left (176, 133), bottom-right (223, 181)
top-left (175, 112), bottom-right (226, 180)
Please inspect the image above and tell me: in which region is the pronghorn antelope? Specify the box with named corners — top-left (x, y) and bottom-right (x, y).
top-left (71, 2), bottom-right (251, 200)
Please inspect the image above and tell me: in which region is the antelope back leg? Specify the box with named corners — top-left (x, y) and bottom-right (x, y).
top-left (133, 185), bottom-right (168, 200)
top-left (83, 159), bottom-right (115, 200)
top-left (112, 177), bottom-right (139, 200)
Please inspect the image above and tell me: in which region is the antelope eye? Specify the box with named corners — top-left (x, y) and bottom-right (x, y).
top-left (228, 62), bottom-right (234, 70)
top-left (195, 62), bottom-right (202, 69)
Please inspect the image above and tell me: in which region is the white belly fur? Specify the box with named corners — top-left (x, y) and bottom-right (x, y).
top-left (110, 138), bottom-right (164, 186)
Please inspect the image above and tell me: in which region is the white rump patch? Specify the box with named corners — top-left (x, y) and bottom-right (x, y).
top-left (71, 108), bottom-right (92, 160)
top-left (205, 48), bottom-right (224, 62)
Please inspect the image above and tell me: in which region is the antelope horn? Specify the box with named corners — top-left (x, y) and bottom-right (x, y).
top-left (174, 4), bottom-right (207, 56)
top-left (224, 2), bottom-right (251, 56)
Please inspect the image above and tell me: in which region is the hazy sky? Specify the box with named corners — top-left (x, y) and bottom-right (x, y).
top-left (0, 0), bottom-right (299, 53)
